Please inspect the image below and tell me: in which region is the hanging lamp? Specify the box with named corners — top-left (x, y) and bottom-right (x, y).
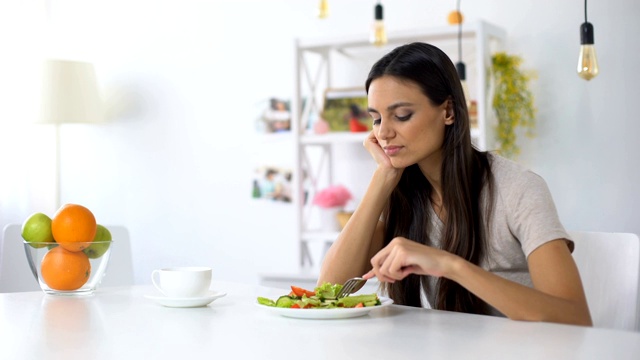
top-left (370, 2), bottom-right (387, 47)
top-left (577, 0), bottom-right (599, 80)
top-left (318, 0), bottom-right (329, 19)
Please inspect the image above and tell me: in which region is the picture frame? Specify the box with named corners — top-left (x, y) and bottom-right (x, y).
top-left (252, 166), bottom-right (293, 203)
top-left (256, 98), bottom-right (291, 133)
top-left (321, 88), bottom-right (371, 132)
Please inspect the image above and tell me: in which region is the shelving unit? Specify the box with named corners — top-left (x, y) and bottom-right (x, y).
top-left (260, 20), bottom-right (506, 287)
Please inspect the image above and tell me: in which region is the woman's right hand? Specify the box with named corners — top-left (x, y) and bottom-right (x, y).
top-left (364, 131), bottom-right (403, 184)
top-left (364, 131), bottom-right (390, 166)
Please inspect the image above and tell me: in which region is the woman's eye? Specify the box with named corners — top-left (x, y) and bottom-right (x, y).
top-left (396, 114), bottom-right (412, 121)
top-left (372, 118), bottom-right (381, 126)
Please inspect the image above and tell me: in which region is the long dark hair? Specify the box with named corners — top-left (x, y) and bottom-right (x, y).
top-left (365, 42), bottom-right (494, 315)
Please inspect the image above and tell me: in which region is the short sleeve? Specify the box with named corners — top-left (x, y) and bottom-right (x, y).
top-left (505, 170), bottom-right (572, 258)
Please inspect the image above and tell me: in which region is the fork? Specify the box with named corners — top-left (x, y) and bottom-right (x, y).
top-left (336, 277), bottom-right (367, 298)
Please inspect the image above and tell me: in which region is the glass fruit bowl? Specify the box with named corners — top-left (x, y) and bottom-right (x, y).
top-left (23, 240), bottom-right (112, 296)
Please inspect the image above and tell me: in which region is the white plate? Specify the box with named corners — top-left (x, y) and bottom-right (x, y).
top-left (256, 297), bottom-right (393, 319)
top-left (145, 291), bottom-right (227, 308)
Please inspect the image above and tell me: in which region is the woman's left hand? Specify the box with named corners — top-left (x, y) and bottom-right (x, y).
top-left (362, 237), bottom-right (459, 283)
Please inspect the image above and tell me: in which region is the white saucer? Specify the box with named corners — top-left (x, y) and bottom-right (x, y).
top-left (145, 291), bottom-right (227, 308)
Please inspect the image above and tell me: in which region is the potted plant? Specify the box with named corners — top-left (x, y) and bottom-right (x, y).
top-left (490, 52), bottom-right (537, 159)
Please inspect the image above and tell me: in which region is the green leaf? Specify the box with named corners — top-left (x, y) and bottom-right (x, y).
top-left (257, 297), bottom-right (276, 307)
top-left (491, 52), bottom-right (537, 159)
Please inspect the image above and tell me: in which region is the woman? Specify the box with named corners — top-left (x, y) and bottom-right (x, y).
top-left (318, 42), bottom-right (592, 326)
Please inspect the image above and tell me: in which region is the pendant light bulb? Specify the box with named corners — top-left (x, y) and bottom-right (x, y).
top-left (577, 22), bottom-right (599, 81)
top-left (456, 62), bottom-right (471, 108)
top-left (318, 0), bottom-right (329, 19)
top-left (370, 3), bottom-right (387, 47)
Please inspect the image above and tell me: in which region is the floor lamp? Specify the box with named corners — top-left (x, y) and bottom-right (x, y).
top-left (40, 59), bottom-right (103, 211)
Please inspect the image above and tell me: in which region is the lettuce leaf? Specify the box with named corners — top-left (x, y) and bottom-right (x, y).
top-left (314, 282), bottom-right (343, 299)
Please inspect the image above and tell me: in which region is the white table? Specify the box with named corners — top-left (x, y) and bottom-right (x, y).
top-left (1, 281), bottom-right (639, 359)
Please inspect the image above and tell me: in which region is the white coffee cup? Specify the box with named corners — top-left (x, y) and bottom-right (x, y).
top-left (151, 267), bottom-right (212, 298)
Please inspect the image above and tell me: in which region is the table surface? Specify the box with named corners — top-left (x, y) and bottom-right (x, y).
top-left (1, 281), bottom-right (640, 360)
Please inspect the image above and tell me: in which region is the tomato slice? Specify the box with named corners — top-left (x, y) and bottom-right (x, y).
top-left (354, 302), bottom-right (364, 308)
top-left (291, 285), bottom-right (315, 297)
top-left (291, 303), bottom-right (300, 309)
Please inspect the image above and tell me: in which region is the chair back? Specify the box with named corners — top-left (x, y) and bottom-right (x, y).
top-left (0, 224), bottom-right (134, 293)
top-left (0, 224), bottom-right (41, 292)
top-left (99, 225), bottom-right (135, 287)
top-left (570, 231), bottom-right (640, 331)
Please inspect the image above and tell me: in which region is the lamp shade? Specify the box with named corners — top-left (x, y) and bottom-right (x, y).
top-left (40, 59), bottom-right (103, 124)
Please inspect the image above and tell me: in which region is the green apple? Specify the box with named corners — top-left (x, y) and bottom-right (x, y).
top-left (83, 224), bottom-right (112, 259)
top-left (21, 212), bottom-right (54, 248)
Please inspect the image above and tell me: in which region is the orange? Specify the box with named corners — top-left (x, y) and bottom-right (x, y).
top-left (41, 246), bottom-right (91, 291)
top-left (447, 10), bottom-right (463, 25)
top-left (51, 204), bottom-right (97, 252)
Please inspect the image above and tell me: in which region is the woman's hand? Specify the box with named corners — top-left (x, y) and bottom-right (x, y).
top-left (364, 131), bottom-right (392, 167)
top-left (364, 131), bottom-right (403, 184)
top-left (362, 237), bottom-right (460, 283)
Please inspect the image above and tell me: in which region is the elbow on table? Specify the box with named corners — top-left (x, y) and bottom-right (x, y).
top-left (508, 308), bottom-right (593, 327)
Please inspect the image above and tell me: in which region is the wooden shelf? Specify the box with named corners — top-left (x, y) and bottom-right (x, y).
top-left (300, 132), bottom-right (367, 145)
top-left (299, 129), bottom-right (479, 145)
top-left (289, 20), bottom-right (507, 275)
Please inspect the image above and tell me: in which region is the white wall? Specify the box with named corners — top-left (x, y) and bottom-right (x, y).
top-left (1, 0), bottom-right (638, 285)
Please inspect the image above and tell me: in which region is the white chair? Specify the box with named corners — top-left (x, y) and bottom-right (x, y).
top-left (97, 225), bottom-right (135, 288)
top-left (0, 224), bottom-right (134, 292)
top-left (0, 224), bottom-right (41, 292)
top-left (569, 231), bottom-right (640, 331)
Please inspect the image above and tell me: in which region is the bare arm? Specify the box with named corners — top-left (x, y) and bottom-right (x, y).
top-left (316, 170), bottom-right (392, 285)
top-left (364, 238), bottom-right (592, 326)
top-left (448, 240), bottom-right (591, 324)
top-left (317, 132), bottom-right (401, 286)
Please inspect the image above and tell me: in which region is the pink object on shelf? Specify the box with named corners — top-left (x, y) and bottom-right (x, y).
top-left (313, 185), bottom-right (352, 208)
top-left (313, 118), bottom-right (330, 134)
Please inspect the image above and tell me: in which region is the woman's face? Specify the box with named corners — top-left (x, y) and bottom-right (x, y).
top-left (367, 75), bottom-right (453, 170)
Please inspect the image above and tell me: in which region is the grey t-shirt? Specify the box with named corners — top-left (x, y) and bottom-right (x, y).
top-left (421, 154), bottom-right (572, 315)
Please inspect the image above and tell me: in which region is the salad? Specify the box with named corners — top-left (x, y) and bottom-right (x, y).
top-left (257, 282), bottom-right (381, 309)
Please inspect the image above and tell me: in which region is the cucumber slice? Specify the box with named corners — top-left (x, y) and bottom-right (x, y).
top-left (337, 294), bottom-right (379, 308)
top-left (275, 295), bottom-right (295, 308)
